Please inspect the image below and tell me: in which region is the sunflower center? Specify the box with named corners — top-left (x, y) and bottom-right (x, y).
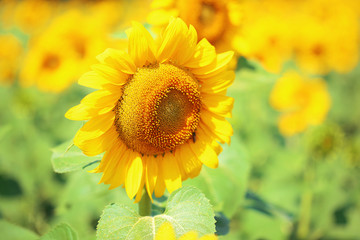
top-left (178, 0), bottom-right (227, 44)
top-left (42, 54), bottom-right (60, 70)
top-left (115, 63), bottom-right (201, 155)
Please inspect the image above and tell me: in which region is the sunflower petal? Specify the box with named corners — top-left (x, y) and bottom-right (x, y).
top-left (201, 94), bottom-right (234, 118)
top-left (80, 89), bottom-right (119, 108)
top-left (155, 222), bottom-right (177, 240)
top-left (200, 70), bottom-right (235, 94)
top-left (179, 231), bottom-right (198, 240)
top-left (91, 63), bottom-right (129, 85)
top-left (78, 70), bottom-right (111, 89)
top-left (154, 155), bottom-right (166, 198)
top-left (157, 18), bottom-right (190, 63)
top-left (200, 109), bottom-right (233, 144)
top-left (148, 9), bottom-right (179, 26)
top-left (73, 111), bottom-right (114, 146)
top-left (162, 153), bottom-right (182, 193)
top-left (192, 51), bottom-right (234, 78)
top-left (185, 38), bottom-right (216, 68)
top-left (96, 48), bottom-right (137, 74)
top-left (190, 127), bottom-right (219, 169)
top-left (145, 156), bottom-right (158, 200)
top-left (66, 103), bottom-right (114, 121)
top-left (176, 144), bottom-right (202, 179)
top-left (134, 170), bottom-right (145, 203)
top-left (171, 24), bottom-right (198, 65)
top-left (105, 147), bottom-right (131, 187)
top-left (128, 22), bottom-right (156, 67)
top-left (125, 152), bottom-right (144, 199)
top-left (78, 126), bottom-right (118, 156)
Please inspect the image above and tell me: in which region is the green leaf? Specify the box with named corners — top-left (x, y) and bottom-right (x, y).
top-left (0, 125), bottom-right (11, 140)
top-left (0, 220), bottom-right (39, 240)
top-left (40, 223), bottom-right (78, 240)
top-left (97, 186), bottom-right (215, 240)
top-left (184, 135), bottom-right (250, 217)
top-left (51, 140), bottom-right (102, 173)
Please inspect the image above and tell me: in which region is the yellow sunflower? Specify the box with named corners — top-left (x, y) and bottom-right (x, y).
top-left (66, 18), bottom-right (234, 201)
top-left (148, 0), bottom-right (242, 53)
top-left (0, 34), bottom-right (23, 86)
top-left (20, 9), bottom-right (110, 92)
top-left (155, 222), bottom-right (217, 240)
top-left (270, 70), bottom-right (331, 136)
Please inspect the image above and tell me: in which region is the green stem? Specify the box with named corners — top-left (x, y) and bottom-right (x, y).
top-left (297, 160), bottom-right (315, 239)
top-left (139, 190), bottom-right (152, 216)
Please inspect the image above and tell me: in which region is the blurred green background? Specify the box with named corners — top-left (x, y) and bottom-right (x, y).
top-left (1, 0), bottom-right (360, 239)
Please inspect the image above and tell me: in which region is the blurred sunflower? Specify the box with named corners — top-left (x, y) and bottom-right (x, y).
top-left (0, 34), bottom-right (23, 86)
top-left (20, 10), bottom-right (110, 92)
top-left (293, 0), bottom-right (359, 74)
top-left (148, 0), bottom-right (242, 53)
top-left (155, 222), bottom-right (217, 240)
top-left (1, 0), bottom-right (57, 34)
top-left (270, 71), bottom-right (331, 136)
top-left (66, 18), bottom-right (234, 201)
top-left (232, 0), bottom-right (359, 74)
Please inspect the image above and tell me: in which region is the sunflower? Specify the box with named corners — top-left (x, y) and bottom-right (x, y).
top-left (20, 9), bottom-right (110, 92)
top-left (0, 34), bottom-right (23, 86)
top-left (270, 70), bottom-right (331, 136)
top-left (66, 18), bottom-right (234, 201)
top-left (148, 0), bottom-right (242, 53)
top-left (155, 222), bottom-right (217, 240)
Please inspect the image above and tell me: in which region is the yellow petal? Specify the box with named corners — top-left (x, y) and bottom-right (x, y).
top-left (192, 51), bottom-right (234, 79)
top-left (145, 156), bottom-right (158, 200)
top-left (79, 126), bottom-right (118, 156)
top-left (90, 141), bottom-right (122, 174)
top-left (73, 111), bottom-right (114, 146)
top-left (65, 103), bottom-right (113, 121)
top-left (80, 89), bottom-right (119, 108)
top-left (179, 231), bottom-right (198, 240)
top-left (148, 9), bottom-right (178, 26)
top-left (125, 152), bottom-right (144, 199)
top-left (91, 63), bottom-right (129, 86)
top-left (134, 172), bottom-right (145, 203)
top-left (198, 125), bottom-right (223, 155)
top-left (185, 38), bottom-right (216, 68)
top-left (128, 22), bottom-right (156, 67)
top-left (171, 24), bottom-right (198, 65)
top-left (201, 93), bottom-right (234, 118)
top-left (151, 0), bottom-right (174, 9)
top-left (157, 18), bottom-right (191, 63)
top-left (199, 234), bottom-right (218, 240)
top-left (78, 70), bottom-right (111, 89)
top-left (190, 127), bottom-right (219, 169)
top-left (155, 222), bottom-right (176, 240)
top-left (176, 144), bottom-right (202, 179)
top-left (200, 109), bottom-right (233, 144)
top-left (200, 70), bottom-right (235, 94)
top-left (154, 155), bottom-right (166, 198)
top-left (104, 146), bottom-right (130, 187)
top-left (269, 71), bottom-right (303, 111)
top-left (96, 48), bottom-right (137, 74)
top-left (278, 111), bottom-right (308, 136)
top-left (162, 152), bottom-right (182, 193)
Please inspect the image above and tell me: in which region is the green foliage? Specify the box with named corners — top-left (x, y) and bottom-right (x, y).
top-left (0, 220), bottom-right (39, 240)
top-left (51, 141), bottom-right (102, 173)
top-left (40, 223), bottom-right (78, 240)
top-left (97, 186), bottom-right (215, 240)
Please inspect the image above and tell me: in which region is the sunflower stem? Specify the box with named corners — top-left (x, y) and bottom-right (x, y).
top-left (139, 190), bottom-right (152, 216)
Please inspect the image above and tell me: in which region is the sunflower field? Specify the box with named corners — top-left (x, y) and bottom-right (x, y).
top-left (0, 0), bottom-right (360, 239)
